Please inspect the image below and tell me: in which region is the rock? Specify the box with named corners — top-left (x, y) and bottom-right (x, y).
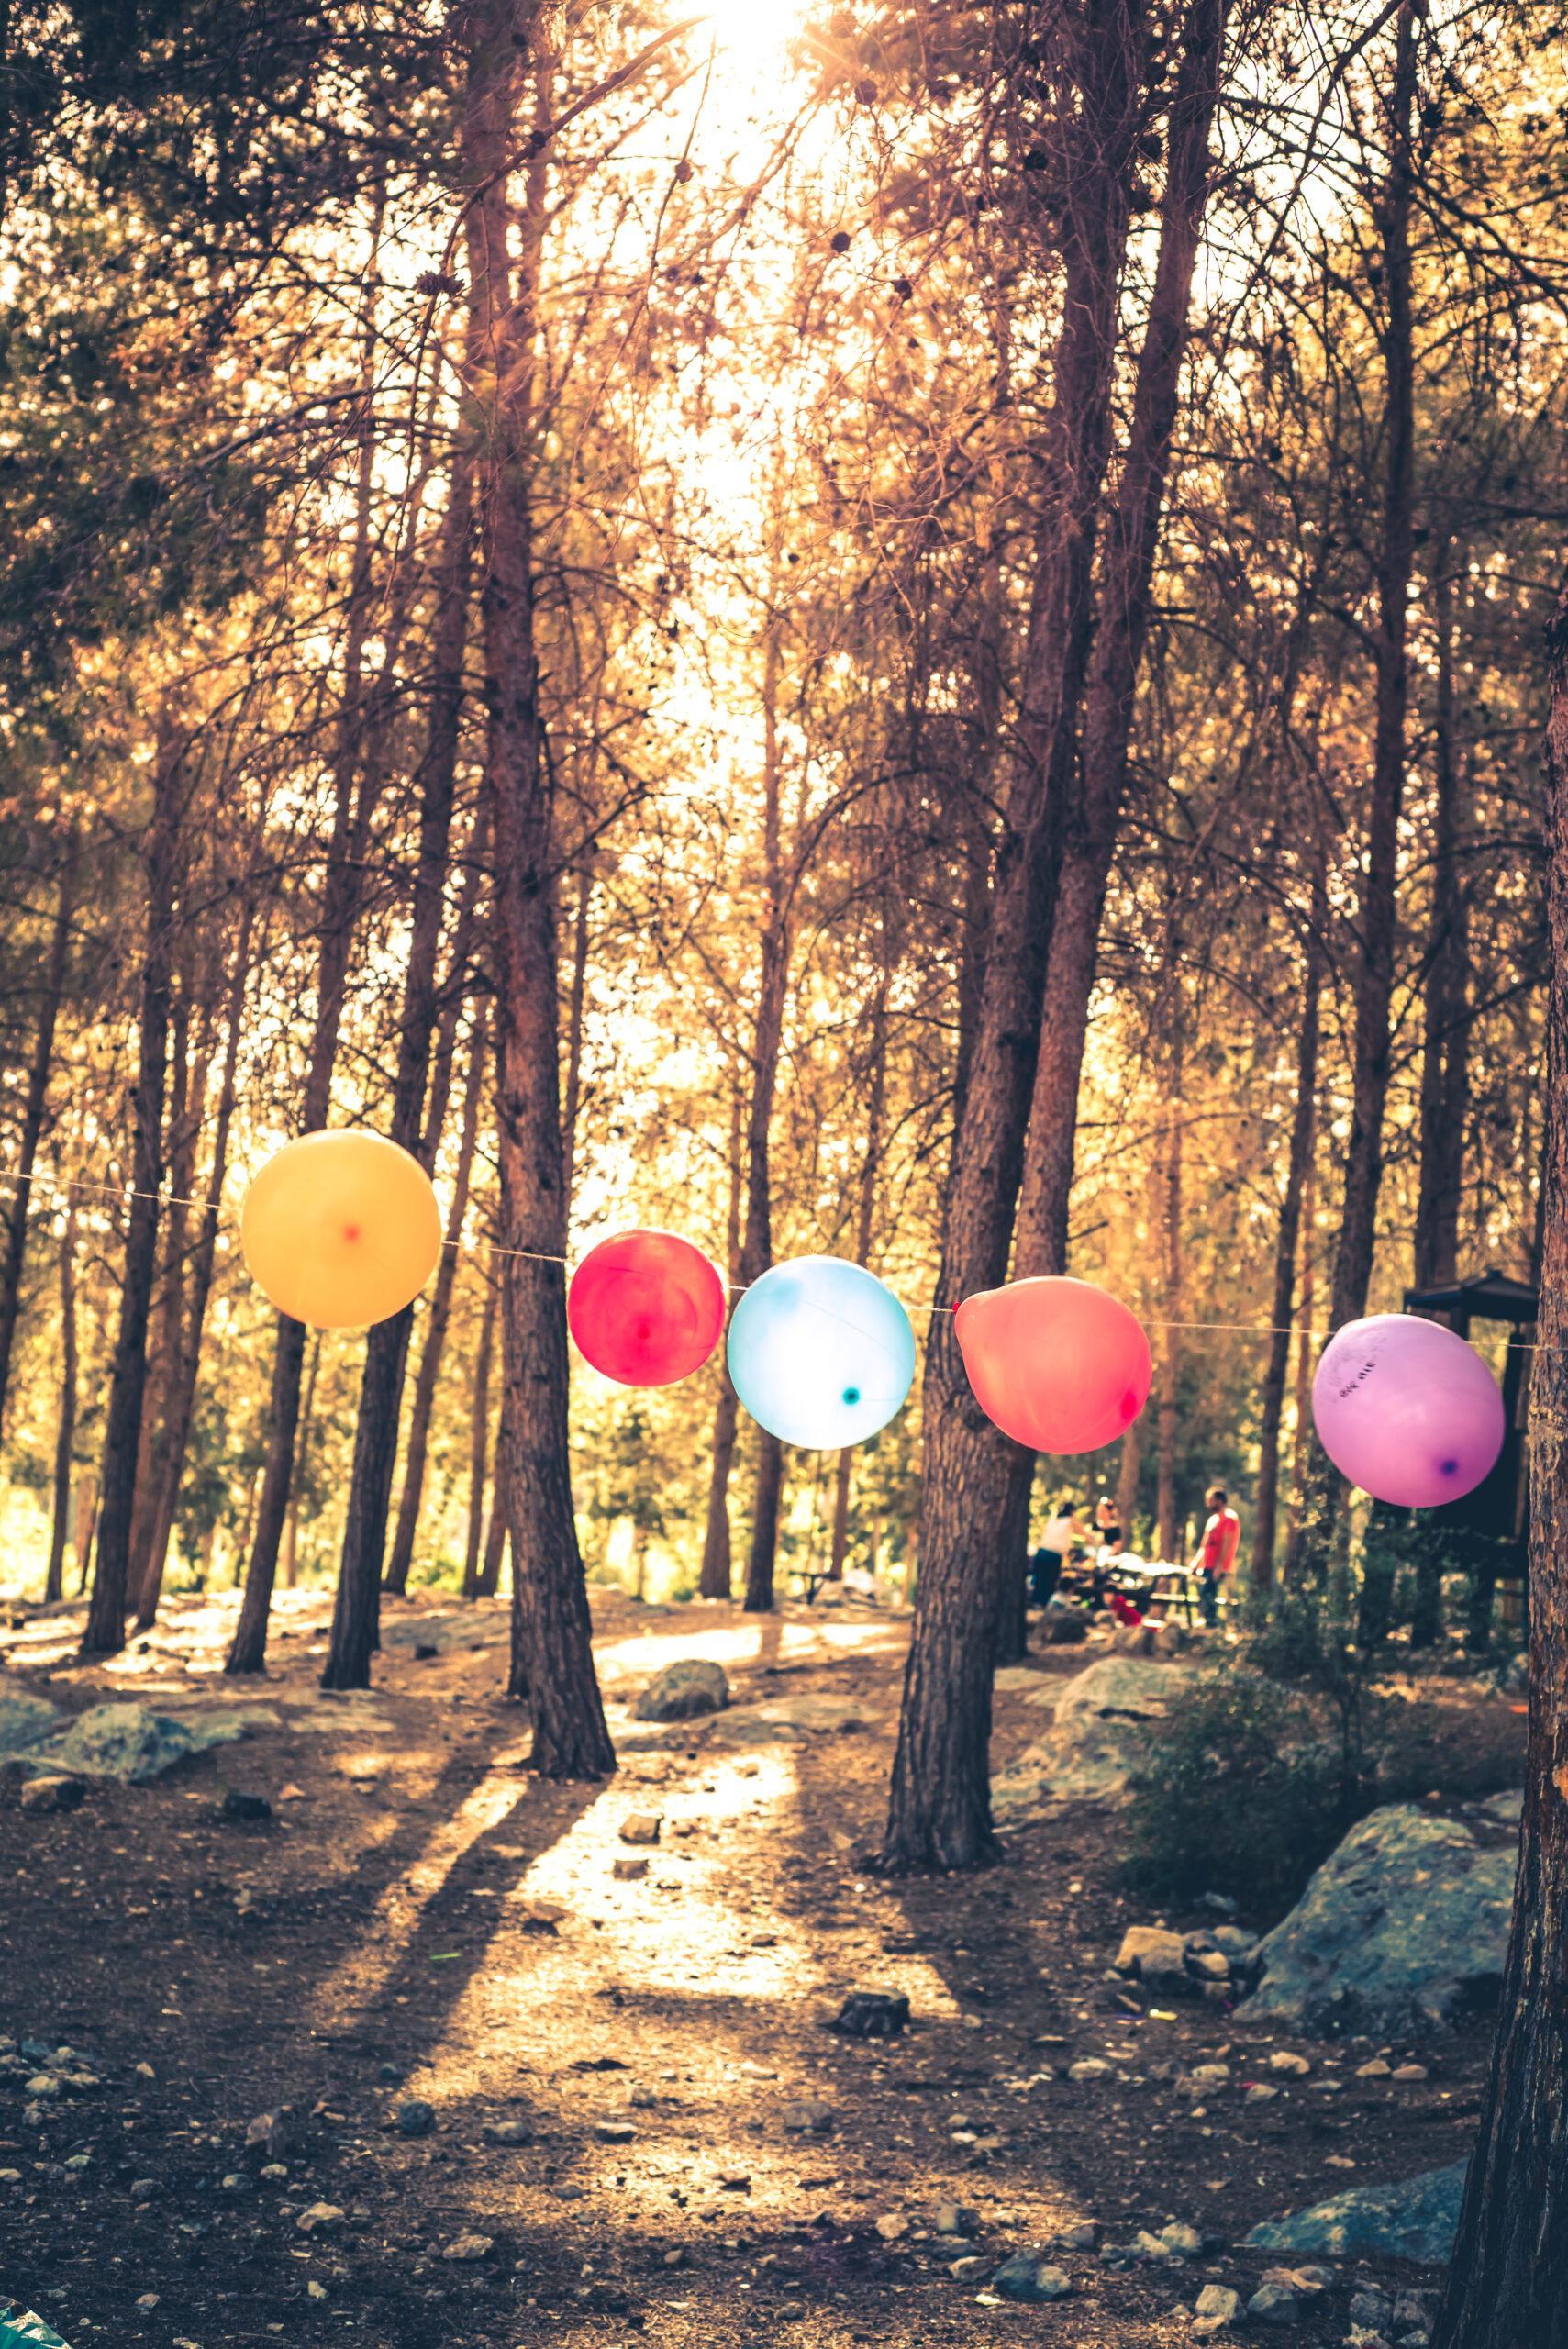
top-left (618, 1813), bottom-right (662, 1845)
top-left (1248, 2280), bottom-right (1300, 2324)
top-left (1068, 2059), bottom-right (1112, 2082)
top-left (441, 2232), bottom-right (493, 2262)
top-left (716, 1692), bottom-right (874, 1742)
top-left (1269, 2050), bottom-right (1312, 2076)
top-left (1357, 2059), bottom-right (1392, 2078)
top-left (1187, 1949), bottom-right (1231, 1981)
top-left (1241, 1806), bottom-right (1514, 2036)
top-left (0, 1691), bottom-right (65, 1757)
top-left (993, 2252), bottom-right (1073, 2302)
top-left (129, 2177), bottom-right (159, 2201)
top-left (782, 2099), bottom-right (835, 2135)
top-left (1180, 2064), bottom-right (1232, 2097)
top-left (1214, 1926), bottom-right (1260, 1962)
top-left (1157, 2221), bottom-right (1203, 2257)
top-left (413, 1642), bottom-right (440, 1661)
top-left (1391, 2064), bottom-right (1429, 2082)
top-left (935, 2204), bottom-right (980, 2237)
top-left (244, 2110), bottom-right (296, 2164)
top-left (1116, 1927), bottom-right (1189, 1983)
top-left (1351, 2289), bottom-right (1395, 2331)
top-left (949, 2255), bottom-right (988, 2280)
top-left (1245, 2162), bottom-right (1467, 2266)
top-left (634, 1659), bottom-right (729, 1723)
top-left (613, 1857), bottom-right (649, 1881)
top-left (829, 1991), bottom-right (909, 2039)
top-left (1049, 2218), bottom-right (1098, 2251)
top-left (483, 2119), bottom-right (534, 2145)
top-left (1195, 2283), bottom-right (1242, 2323)
top-left (296, 2201), bottom-right (346, 2234)
top-left (1480, 1787), bottom-right (1522, 1823)
top-left (595, 2120), bottom-right (637, 2143)
top-left (395, 2099), bottom-right (434, 2137)
top-left (874, 2212), bottom-right (907, 2241)
top-left (17, 1775), bottom-right (85, 1814)
top-left (40, 1699), bottom-right (267, 1783)
top-left (219, 1788), bottom-right (272, 1822)
top-left (1039, 1608), bottom-right (1089, 1644)
top-left (1243, 2084), bottom-right (1279, 2106)
top-left (993, 1657), bottom-right (1181, 1811)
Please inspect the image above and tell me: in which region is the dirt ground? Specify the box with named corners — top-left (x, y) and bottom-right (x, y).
top-left (0, 1587), bottom-right (1520, 2348)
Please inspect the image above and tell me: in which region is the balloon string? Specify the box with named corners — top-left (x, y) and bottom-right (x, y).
top-left (0, 1165), bottom-right (1551, 1349)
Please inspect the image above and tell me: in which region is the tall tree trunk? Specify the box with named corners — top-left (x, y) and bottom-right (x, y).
top-left (228, 181), bottom-right (391, 1676)
top-left (463, 1264), bottom-right (498, 1598)
top-left (134, 898), bottom-right (254, 1628)
top-left (698, 1082), bottom-right (744, 1600)
top-left (1284, 1152), bottom-right (1318, 1566)
top-left (45, 1186), bottom-right (78, 1606)
top-left (1413, 540), bottom-right (1471, 1289)
top-left (562, 863), bottom-right (592, 1212)
top-left (1117, 1377), bottom-right (1144, 1543)
top-left (1155, 1061), bottom-right (1184, 1561)
top-left (128, 972), bottom-right (204, 1607)
top-left (82, 729), bottom-right (182, 1657)
top-left (73, 1472), bottom-right (96, 1597)
top-left (829, 973), bottom-right (892, 1585)
top-left (323, 437), bottom-right (477, 1687)
top-left (284, 1332), bottom-right (322, 1590)
top-left (882, 0), bottom-right (1146, 1874)
top-left (0, 843), bottom-right (74, 1440)
top-left (742, 614), bottom-right (790, 1615)
top-left (384, 1016), bottom-right (486, 1595)
top-left (467, 0), bottom-right (612, 1776)
top-left (1429, 586), bottom-right (1568, 2349)
top-left (1252, 877), bottom-right (1325, 1589)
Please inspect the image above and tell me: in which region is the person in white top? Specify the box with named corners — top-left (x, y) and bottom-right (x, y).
top-left (1030, 1498), bottom-right (1084, 1607)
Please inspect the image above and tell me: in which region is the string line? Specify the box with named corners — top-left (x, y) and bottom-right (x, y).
top-left (0, 1163), bottom-right (1548, 1348)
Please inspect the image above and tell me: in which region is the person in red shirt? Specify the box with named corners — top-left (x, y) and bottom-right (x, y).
top-left (1192, 1484), bottom-right (1240, 1626)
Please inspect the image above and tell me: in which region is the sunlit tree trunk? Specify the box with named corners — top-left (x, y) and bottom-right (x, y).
top-left (1413, 540), bottom-right (1471, 1289)
top-left (829, 974), bottom-right (890, 1584)
top-left (82, 724), bottom-right (182, 1657)
top-left (1429, 578), bottom-right (1568, 2349)
top-left (128, 970), bottom-right (205, 1606)
top-left (1253, 873), bottom-right (1324, 1589)
top-left (699, 1082), bottom-right (744, 1599)
top-left (883, 0), bottom-right (1147, 1873)
top-left (463, 1264), bottom-right (498, 1598)
top-left (384, 1015), bottom-right (486, 1596)
top-left (467, 0), bottom-right (611, 1774)
top-left (0, 842), bottom-right (74, 1441)
top-left (45, 1185), bottom-right (78, 1606)
top-left (284, 1332), bottom-right (321, 1590)
top-left (1155, 1061), bottom-right (1184, 1563)
top-left (137, 897), bottom-right (253, 1628)
top-left (742, 613), bottom-right (789, 1615)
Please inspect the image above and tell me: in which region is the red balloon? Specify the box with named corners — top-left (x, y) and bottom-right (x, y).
top-left (955, 1275), bottom-right (1151, 1453)
top-left (568, 1229), bottom-right (726, 1387)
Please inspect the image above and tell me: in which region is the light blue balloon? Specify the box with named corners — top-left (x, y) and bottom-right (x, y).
top-left (728, 1254), bottom-right (916, 1450)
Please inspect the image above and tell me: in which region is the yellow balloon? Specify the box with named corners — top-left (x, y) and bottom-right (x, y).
top-left (240, 1130), bottom-right (443, 1330)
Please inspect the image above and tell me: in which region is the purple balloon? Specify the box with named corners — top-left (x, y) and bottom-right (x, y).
top-left (1311, 1313), bottom-right (1506, 1508)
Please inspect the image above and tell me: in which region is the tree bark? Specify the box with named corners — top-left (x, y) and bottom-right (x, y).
top-left (128, 966), bottom-right (206, 1613)
top-left (134, 899), bottom-right (254, 1628)
top-left (882, 0), bottom-right (1147, 1874)
top-left (1252, 874), bottom-right (1325, 1588)
top-left (698, 1082), bottom-right (744, 1600)
top-left (829, 972), bottom-right (891, 1584)
top-left (1429, 586), bottom-right (1568, 2349)
top-left (82, 726), bottom-right (182, 1657)
top-left (322, 424), bottom-right (477, 1686)
top-left (1413, 540), bottom-right (1471, 1289)
top-left (467, 0), bottom-right (612, 1776)
top-left (741, 613), bottom-right (790, 1616)
top-left (1155, 1066), bottom-right (1184, 1561)
top-left (0, 842), bottom-right (74, 1442)
top-left (45, 1185), bottom-right (78, 1606)
top-left (284, 1331), bottom-right (322, 1590)
top-left (463, 1262), bottom-right (498, 1598)
top-left (384, 1014), bottom-right (486, 1596)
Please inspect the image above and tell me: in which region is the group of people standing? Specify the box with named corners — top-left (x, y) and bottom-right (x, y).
top-left (1027, 1485), bottom-right (1241, 1627)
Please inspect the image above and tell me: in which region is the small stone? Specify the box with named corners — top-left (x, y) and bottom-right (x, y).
top-left (618, 1813), bottom-right (662, 1845)
top-left (221, 2171), bottom-right (254, 2191)
top-left (135, 2062), bottom-right (156, 2079)
top-left (874, 2212), bottom-right (907, 2240)
top-left (1116, 1927), bottom-right (1189, 1981)
top-left (830, 1991), bottom-right (909, 2039)
top-left (935, 2204), bottom-right (980, 2237)
top-left (782, 2099), bottom-right (835, 2134)
top-left (245, 2110), bottom-right (296, 2163)
top-left (483, 2119), bottom-right (534, 2145)
top-left (1357, 2059), bottom-right (1392, 2078)
top-left (25, 2073), bottom-right (60, 2096)
top-left (1247, 2279), bottom-right (1300, 2324)
top-left (634, 1658), bottom-right (729, 1722)
top-left (1213, 1926), bottom-right (1260, 1961)
top-left (1351, 2288), bottom-right (1395, 2330)
top-left (296, 2202), bottom-right (345, 2234)
top-left (63, 2153), bottom-right (91, 2172)
top-left (135, 2294), bottom-right (160, 2311)
top-left (306, 2280), bottom-right (328, 2301)
top-left (595, 2120), bottom-right (636, 2143)
top-left (129, 2177), bottom-right (159, 2201)
top-left (949, 2255), bottom-right (987, 2280)
top-left (1268, 2050), bottom-right (1311, 2076)
top-left (1187, 1950), bottom-right (1231, 1980)
top-left (1195, 2283), bottom-right (1242, 2322)
top-left (1157, 2220), bottom-right (1203, 2256)
top-left (18, 1775), bottom-right (86, 1814)
top-left (1069, 2059), bottom-right (1112, 2083)
top-left (413, 1642), bottom-right (439, 1661)
top-left (442, 2232), bottom-right (494, 2262)
top-left (395, 2099), bottom-right (435, 2137)
top-left (1392, 2064), bottom-right (1429, 2082)
top-left (1180, 2064), bottom-right (1232, 2097)
top-left (992, 2252), bottom-right (1073, 2302)
top-left (1244, 2083), bottom-right (1279, 2105)
top-left (717, 2169), bottom-right (751, 2191)
top-left (1050, 2218), bottom-right (1098, 2251)
top-left (260, 2164), bottom-right (288, 2181)
top-left (219, 1788), bottom-right (272, 1822)
top-left (613, 1857), bottom-right (649, 1882)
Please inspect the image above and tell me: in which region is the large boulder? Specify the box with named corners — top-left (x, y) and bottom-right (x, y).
top-left (634, 1658), bottom-right (729, 1723)
top-left (1241, 1805), bottom-right (1515, 2035)
top-left (40, 1701), bottom-right (271, 1784)
top-left (1246, 2163), bottom-right (1468, 2266)
top-left (0, 1692), bottom-right (64, 1760)
top-left (994, 1657), bottom-right (1179, 1811)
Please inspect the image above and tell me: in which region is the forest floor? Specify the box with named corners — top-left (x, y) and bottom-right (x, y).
top-left (0, 1585), bottom-right (1522, 2349)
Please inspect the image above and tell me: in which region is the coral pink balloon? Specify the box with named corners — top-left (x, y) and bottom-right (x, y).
top-left (1311, 1314), bottom-right (1506, 1508)
top-left (955, 1275), bottom-right (1152, 1453)
top-left (568, 1230), bottom-right (726, 1387)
